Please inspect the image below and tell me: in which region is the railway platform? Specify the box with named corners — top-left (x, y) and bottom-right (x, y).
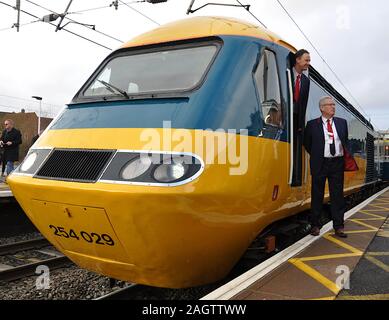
top-left (203, 186), bottom-right (389, 300)
top-left (0, 181), bottom-right (12, 200)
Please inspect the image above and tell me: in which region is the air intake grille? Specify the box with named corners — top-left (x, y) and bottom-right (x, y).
top-left (36, 149), bottom-right (114, 182)
top-left (365, 133), bottom-right (375, 183)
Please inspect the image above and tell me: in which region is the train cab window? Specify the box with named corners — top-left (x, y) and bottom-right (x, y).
top-left (254, 50), bottom-right (282, 128)
top-left (83, 44), bottom-right (219, 98)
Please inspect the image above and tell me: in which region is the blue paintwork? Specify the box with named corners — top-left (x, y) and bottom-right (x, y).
top-left (51, 36), bottom-right (289, 141)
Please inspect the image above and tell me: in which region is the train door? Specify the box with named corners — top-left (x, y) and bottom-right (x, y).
top-left (287, 52), bottom-right (305, 188)
top-left (253, 45), bottom-right (290, 207)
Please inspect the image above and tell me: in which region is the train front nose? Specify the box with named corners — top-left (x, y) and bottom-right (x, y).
top-left (9, 176), bottom-right (256, 288)
top-left (8, 150), bottom-right (256, 288)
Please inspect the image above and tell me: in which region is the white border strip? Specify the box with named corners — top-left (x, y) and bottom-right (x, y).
top-left (201, 185), bottom-right (389, 300)
top-left (0, 190), bottom-right (12, 198)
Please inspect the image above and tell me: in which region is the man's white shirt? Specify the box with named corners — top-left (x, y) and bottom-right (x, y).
top-left (321, 116), bottom-right (344, 158)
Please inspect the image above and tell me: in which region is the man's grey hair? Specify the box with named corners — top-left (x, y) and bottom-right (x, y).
top-left (319, 96), bottom-right (334, 108)
top-left (4, 119), bottom-right (14, 125)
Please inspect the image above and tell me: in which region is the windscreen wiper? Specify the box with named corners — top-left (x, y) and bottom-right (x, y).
top-left (97, 80), bottom-right (129, 99)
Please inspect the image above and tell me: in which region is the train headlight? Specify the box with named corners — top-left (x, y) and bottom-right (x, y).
top-left (20, 152), bottom-right (38, 172)
top-left (100, 152), bottom-right (203, 186)
top-left (121, 156), bottom-right (152, 180)
top-left (153, 162), bottom-right (188, 183)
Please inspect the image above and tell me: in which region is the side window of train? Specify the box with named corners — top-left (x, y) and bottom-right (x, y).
top-left (253, 49), bottom-right (283, 130)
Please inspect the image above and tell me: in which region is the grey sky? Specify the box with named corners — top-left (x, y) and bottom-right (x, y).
top-left (0, 0), bottom-right (388, 129)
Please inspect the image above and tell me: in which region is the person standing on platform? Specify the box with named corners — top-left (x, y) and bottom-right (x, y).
top-left (304, 96), bottom-right (351, 238)
top-left (0, 119), bottom-right (22, 178)
top-left (0, 143), bottom-right (5, 177)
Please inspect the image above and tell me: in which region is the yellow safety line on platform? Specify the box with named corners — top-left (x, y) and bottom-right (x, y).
top-left (358, 211), bottom-right (387, 218)
top-left (372, 197), bottom-right (389, 202)
top-left (289, 258), bottom-right (340, 294)
top-left (323, 234), bottom-right (363, 254)
top-left (299, 253), bottom-right (361, 262)
top-left (367, 202), bottom-right (389, 206)
top-left (366, 252), bottom-right (389, 256)
top-left (337, 293), bottom-right (389, 300)
top-left (377, 231), bottom-right (389, 237)
top-left (345, 230), bottom-right (377, 234)
top-left (364, 255), bottom-right (389, 273)
top-left (373, 199), bottom-right (389, 204)
top-left (363, 204), bottom-right (389, 211)
top-left (282, 196), bottom-right (389, 300)
top-left (348, 219), bottom-right (379, 231)
top-left (359, 210), bottom-right (388, 215)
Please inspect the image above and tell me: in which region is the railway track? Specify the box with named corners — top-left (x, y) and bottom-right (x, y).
top-left (0, 238), bottom-right (50, 255)
top-left (0, 238), bottom-right (72, 282)
top-left (0, 256), bottom-right (72, 282)
top-left (95, 283), bottom-right (202, 300)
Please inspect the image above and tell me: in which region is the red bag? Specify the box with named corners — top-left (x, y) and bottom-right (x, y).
top-left (344, 148), bottom-right (358, 171)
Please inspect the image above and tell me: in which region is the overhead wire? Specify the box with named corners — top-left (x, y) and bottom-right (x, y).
top-left (62, 1), bottom-right (146, 15)
top-left (235, 0), bottom-right (266, 28)
top-left (118, 0), bottom-right (160, 26)
top-left (275, 0), bottom-right (372, 124)
top-left (0, 1), bottom-right (112, 50)
top-left (25, 0), bottom-right (124, 43)
top-left (0, 18), bottom-right (41, 32)
top-left (0, 94), bottom-right (62, 107)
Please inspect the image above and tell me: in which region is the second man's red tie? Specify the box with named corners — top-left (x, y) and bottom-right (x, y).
top-left (327, 119), bottom-right (336, 156)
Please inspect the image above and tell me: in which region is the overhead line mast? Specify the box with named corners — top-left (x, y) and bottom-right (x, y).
top-left (55, 0), bottom-right (73, 32)
top-left (15, 0), bottom-right (20, 31)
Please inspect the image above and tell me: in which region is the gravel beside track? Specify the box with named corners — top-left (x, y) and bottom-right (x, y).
top-left (0, 232), bottom-right (43, 246)
top-left (0, 265), bottom-right (127, 300)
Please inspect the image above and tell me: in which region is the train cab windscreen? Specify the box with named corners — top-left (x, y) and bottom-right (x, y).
top-left (83, 44), bottom-right (218, 98)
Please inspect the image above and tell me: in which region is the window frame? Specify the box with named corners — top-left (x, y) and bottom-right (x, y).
top-left (252, 47), bottom-right (284, 129)
top-left (73, 38), bottom-right (223, 103)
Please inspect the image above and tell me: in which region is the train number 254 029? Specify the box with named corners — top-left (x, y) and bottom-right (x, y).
top-left (49, 225), bottom-right (115, 246)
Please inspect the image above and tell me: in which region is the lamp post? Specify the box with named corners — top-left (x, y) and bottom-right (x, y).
top-left (32, 96), bottom-right (42, 135)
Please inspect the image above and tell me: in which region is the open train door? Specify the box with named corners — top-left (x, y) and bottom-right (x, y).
top-left (286, 52), bottom-right (308, 187)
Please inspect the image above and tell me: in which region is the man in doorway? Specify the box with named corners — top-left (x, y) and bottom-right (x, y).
top-left (0, 119), bottom-right (22, 178)
top-left (292, 49), bottom-right (311, 185)
top-left (304, 96), bottom-right (349, 238)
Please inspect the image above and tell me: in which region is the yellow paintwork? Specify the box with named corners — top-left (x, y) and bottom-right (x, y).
top-left (121, 16), bottom-right (297, 52)
top-left (8, 128), bottom-right (368, 288)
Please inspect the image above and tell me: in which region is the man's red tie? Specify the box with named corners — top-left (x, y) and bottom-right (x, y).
top-left (327, 119), bottom-right (336, 156)
top-left (294, 74), bottom-right (301, 102)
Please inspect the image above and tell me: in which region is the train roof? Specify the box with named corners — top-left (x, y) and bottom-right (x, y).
top-left (121, 16), bottom-right (297, 52)
top-left (120, 16), bottom-right (373, 131)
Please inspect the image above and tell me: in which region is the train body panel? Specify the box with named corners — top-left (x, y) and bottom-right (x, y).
top-left (7, 16), bottom-right (380, 287)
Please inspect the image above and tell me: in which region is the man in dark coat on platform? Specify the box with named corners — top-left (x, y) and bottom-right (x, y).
top-left (0, 119), bottom-right (22, 176)
top-left (304, 96), bottom-right (351, 238)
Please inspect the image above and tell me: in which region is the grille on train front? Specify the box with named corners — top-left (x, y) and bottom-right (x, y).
top-left (35, 149), bottom-right (114, 183)
top-left (365, 133), bottom-right (376, 183)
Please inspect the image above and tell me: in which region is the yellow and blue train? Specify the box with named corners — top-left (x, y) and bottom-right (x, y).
top-left (8, 17), bottom-right (384, 288)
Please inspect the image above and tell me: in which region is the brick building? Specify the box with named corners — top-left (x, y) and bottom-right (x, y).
top-left (0, 111), bottom-right (52, 161)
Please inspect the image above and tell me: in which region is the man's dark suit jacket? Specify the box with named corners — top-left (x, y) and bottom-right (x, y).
top-left (1, 128), bottom-right (22, 162)
top-left (294, 73), bottom-right (310, 130)
top-left (304, 117), bottom-right (349, 176)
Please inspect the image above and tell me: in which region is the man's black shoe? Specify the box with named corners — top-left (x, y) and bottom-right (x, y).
top-left (335, 229), bottom-right (348, 238)
top-left (310, 226), bottom-right (320, 236)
